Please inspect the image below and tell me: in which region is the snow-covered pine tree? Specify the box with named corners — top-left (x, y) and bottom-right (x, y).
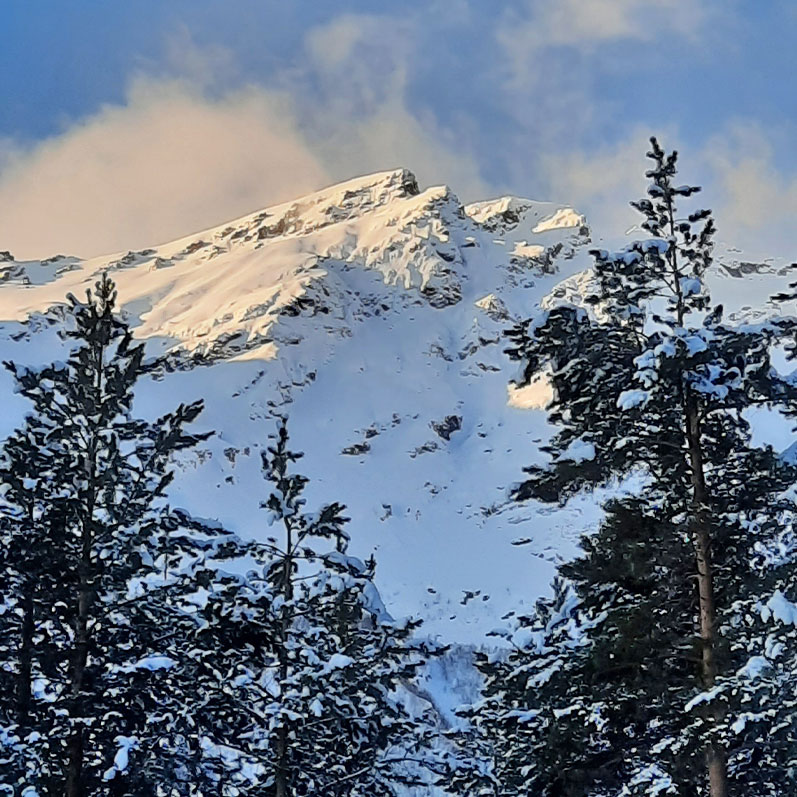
top-left (0, 390), bottom-right (76, 792)
top-left (456, 139), bottom-right (797, 795)
top-left (189, 418), bottom-right (447, 796)
top-left (451, 501), bottom-right (712, 796)
top-left (0, 275), bottom-right (233, 795)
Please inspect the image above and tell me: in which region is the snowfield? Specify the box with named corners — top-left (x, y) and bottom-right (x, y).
top-left (0, 167), bottom-right (792, 735)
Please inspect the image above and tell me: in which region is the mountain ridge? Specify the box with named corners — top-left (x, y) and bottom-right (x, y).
top-left (0, 167), bottom-right (788, 649)
top-left (2, 168), bottom-right (797, 788)
top-left (0, 167), bottom-right (600, 649)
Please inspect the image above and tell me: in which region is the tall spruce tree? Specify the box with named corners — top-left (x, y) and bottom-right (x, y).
top-left (454, 139), bottom-right (797, 796)
top-left (0, 275), bottom-right (233, 795)
top-left (188, 419), bottom-right (447, 795)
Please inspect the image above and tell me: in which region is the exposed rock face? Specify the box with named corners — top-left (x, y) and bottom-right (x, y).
top-left (431, 415), bottom-right (462, 441)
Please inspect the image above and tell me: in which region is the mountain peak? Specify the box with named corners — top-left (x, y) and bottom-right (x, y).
top-left (0, 168), bottom-right (594, 370)
top-left (0, 167), bottom-right (604, 647)
top-left (465, 196), bottom-right (587, 235)
top-left (218, 167), bottom-right (422, 237)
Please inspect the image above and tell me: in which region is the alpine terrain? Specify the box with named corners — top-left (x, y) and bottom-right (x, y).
top-left (1, 163), bottom-right (796, 794)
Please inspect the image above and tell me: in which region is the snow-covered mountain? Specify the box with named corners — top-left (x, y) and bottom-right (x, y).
top-left (0, 167), bottom-right (790, 660)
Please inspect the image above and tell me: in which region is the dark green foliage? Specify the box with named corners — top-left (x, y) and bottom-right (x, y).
top-left (0, 275), bottom-right (229, 795)
top-left (0, 280), bottom-right (446, 796)
top-left (187, 419), bottom-right (448, 795)
top-left (457, 139), bottom-right (797, 795)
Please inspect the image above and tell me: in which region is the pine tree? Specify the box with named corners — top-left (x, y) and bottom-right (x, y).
top-left (452, 502), bottom-right (707, 796)
top-left (0, 399), bottom-right (74, 792)
top-left (189, 419), bottom-right (447, 795)
top-left (456, 139), bottom-right (797, 795)
top-left (0, 275), bottom-right (232, 795)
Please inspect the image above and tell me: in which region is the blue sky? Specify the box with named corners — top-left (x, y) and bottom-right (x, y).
top-left (2, 0), bottom-right (797, 259)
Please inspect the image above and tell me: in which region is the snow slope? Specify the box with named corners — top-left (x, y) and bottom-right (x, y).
top-left (0, 168), bottom-right (600, 638)
top-left (0, 168), bottom-right (791, 725)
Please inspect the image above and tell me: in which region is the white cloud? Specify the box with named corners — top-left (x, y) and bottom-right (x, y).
top-left (493, 0), bottom-right (717, 162)
top-left (6, 6), bottom-right (786, 265)
top-left (485, 0), bottom-right (719, 237)
top-left (539, 129), bottom-right (676, 240)
top-left (537, 121), bottom-right (797, 260)
top-left (705, 123), bottom-right (796, 229)
top-left (0, 77), bottom-right (328, 259)
top-left (499, 0), bottom-right (711, 75)
top-left (703, 122), bottom-right (797, 258)
top-left (0, 18), bottom-right (491, 260)
top-left (300, 13), bottom-right (490, 202)
top-left (543, 0), bottom-right (707, 45)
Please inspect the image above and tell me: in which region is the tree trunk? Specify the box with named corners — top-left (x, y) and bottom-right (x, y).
top-left (66, 338), bottom-right (103, 797)
top-left (65, 729), bottom-right (85, 797)
top-left (668, 200), bottom-right (729, 796)
top-left (16, 583), bottom-right (34, 728)
top-left (685, 400), bottom-right (728, 797)
top-left (707, 746), bottom-right (729, 797)
top-left (17, 504), bottom-right (39, 730)
top-left (275, 726), bottom-right (289, 797)
top-left (274, 520), bottom-right (294, 797)
top-left (65, 542), bottom-right (92, 797)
